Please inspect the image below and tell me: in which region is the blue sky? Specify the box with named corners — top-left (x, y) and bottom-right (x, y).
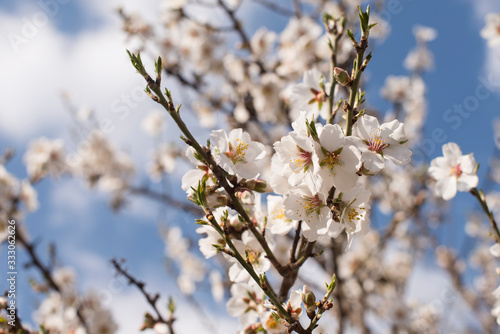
top-left (1, 0), bottom-right (500, 332)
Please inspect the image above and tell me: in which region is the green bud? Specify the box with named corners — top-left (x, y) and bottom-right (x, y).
top-left (334, 67), bottom-right (352, 87)
top-left (302, 285), bottom-right (316, 308)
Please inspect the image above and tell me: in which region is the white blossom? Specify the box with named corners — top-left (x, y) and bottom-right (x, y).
top-left (142, 110), bottom-right (165, 137)
top-left (380, 76), bottom-right (412, 103)
top-left (211, 128), bottom-right (266, 179)
top-left (351, 114), bottom-right (412, 174)
top-left (289, 68), bottom-right (330, 120)
top-left (284, 174), bottom-right (331, 241)
top-left (329, 183), bottom-right (371, 248)
top-left (226, 281), bottom-right (265, 326)
top-left (24, 137), bottom-right (66, 180)
top-left (267, 195), bottom-right (297, 235)
top-left (314, 123), bottom-right (361, 193)
top-left (428, 142), bottom-right (478, 200)
top-left (229, 231), bottom-right (271, 281)
top-left (481, 13), bottom-right (500, 47)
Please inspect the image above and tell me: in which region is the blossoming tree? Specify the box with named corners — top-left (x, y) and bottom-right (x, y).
top-left (2, 1), bottom-right (500, 333)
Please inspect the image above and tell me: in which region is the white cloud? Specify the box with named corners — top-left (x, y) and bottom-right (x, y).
top-left (0, 2), bottom-right (157, 163)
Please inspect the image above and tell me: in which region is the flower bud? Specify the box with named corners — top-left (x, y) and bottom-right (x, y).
top-left (302, 286), bottom-right (316, 306)
top-left (243, 179), bottom-right (273, 193)
top-left (139, 313), bottom-right (154, 330)
top-left (235, 188), bottom-right (255, 205)
top-left (302, 285), bottom-right (317, 318)
top-left (334, 67), bottom-right (352, 86)
top-left (206, 193), bottom-right (228, 208)
top-left (254, 179), bottom-right (273, 193)
top-left (229, 216), bottom-right (244, 231)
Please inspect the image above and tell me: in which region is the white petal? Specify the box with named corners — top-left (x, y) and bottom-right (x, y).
top-left (457, 154), bottom-right (476, 173)
top-left (489, 244), bottom-right (500, 257)
top-left (442, 142), bottom-right (462, 165)
top-left (384, 144), bottom-right (412, 165)
top-left (457, 174), bottom-right (478, 191)
top-left (319, 124), bottom-right (345, 152)
top-left (435, 176), bottom-right (457, 200)
top-left (354, 115), bottom-right (379, 140)
top-left (362, 151), bottom-right (385, 173)
top-left (210, 129), bottom-right (228, 152)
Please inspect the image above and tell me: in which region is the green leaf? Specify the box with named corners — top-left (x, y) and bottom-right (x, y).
top-left (306, 119), bottom-right (320, 142)
top-left (168, 296), bottom-right (176, 313)
top-left (155, 56), bottom-right (162, 76)
top-left (346, 29), bottom-right (357, 44)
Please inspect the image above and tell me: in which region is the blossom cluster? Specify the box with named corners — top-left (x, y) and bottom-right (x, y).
top-left (4, 1), bottom-right (500, 334)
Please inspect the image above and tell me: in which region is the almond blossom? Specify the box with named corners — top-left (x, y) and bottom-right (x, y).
top-left (313, 123), bottom-right (361, 193)
top-left (481, 13), bottom-right (500, 47)
top-left (24, 137), bottom-right (67, 180)
top-left (273, 133), bottom-right (316, 187)
top-left (229, 231), bottom-right (271, 282)
top-left (351, 114), bottom-right (412, 174)
top-left (266, 195), bottom-right (297, 235)
top-left (380, 75), bottom-right (412, 104)
top-left (210, 128), bottom-right (266, 180)
top-left (142, 110), bottom-right (165, 137)
top-left (284, 174), bottom-right (332, 241)
top-left (289, 68), bottom-right (330, 120)
top-left (328, 183), bottom-right (371, 248)
top-left (226, 281), bottom-right (266, 327)
top-left (428, 142), bottom-right (479, 200)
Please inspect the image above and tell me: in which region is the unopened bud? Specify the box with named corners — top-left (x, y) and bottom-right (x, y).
top-left (302, 285), bottom-right (316, 306)
top-left (206, 193), bottom-right (228, 208)
top-left (302, 285), bottom-right (317, 317)
top-left (243, 179), bottom-right (273, 193)
top-left (334, 67), bottom-right (352, 86)
top-left (139, 313), bottom-right (154, 330)
top-left (235, 188), bottom-right (255, 205)
top-left (229, 216), bottom-right (244, 231)
top-left (255, 180), bottom-right (273, 193)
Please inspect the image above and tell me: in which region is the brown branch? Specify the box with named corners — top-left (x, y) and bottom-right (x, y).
top-left (17, 232), bottom-right (88, 331)
top-left (111, 258), bottom-right (168, 325)
top-left (129, 186), bottom-right (203, 216)
top-left (290, 221), bottom-right (302, 263)
top-left (331, 239), bottom-right (345, 334)
top-left (216, 0), bottom-right (267, 73)
top-left (279, 240), bottom-right (316, 302)
top-left (292, 0), bottom-right (302, 17)
top-left (251, 0), bottom-right (295, 16)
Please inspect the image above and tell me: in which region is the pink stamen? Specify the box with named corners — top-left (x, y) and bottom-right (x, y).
top-left (451, 164), bottom-right (462, 178)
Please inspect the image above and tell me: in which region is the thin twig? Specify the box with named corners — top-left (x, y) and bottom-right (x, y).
top-left (111, 258), bottom-right (167, 324)
top-left (470, 187), bottom-right (500, 244)
top-left (251, 0), bottom-right (294, 16)
top-left (129, 186), bottom-right (203, 216)
top-left (17, 233), bottom-right (88, 331)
